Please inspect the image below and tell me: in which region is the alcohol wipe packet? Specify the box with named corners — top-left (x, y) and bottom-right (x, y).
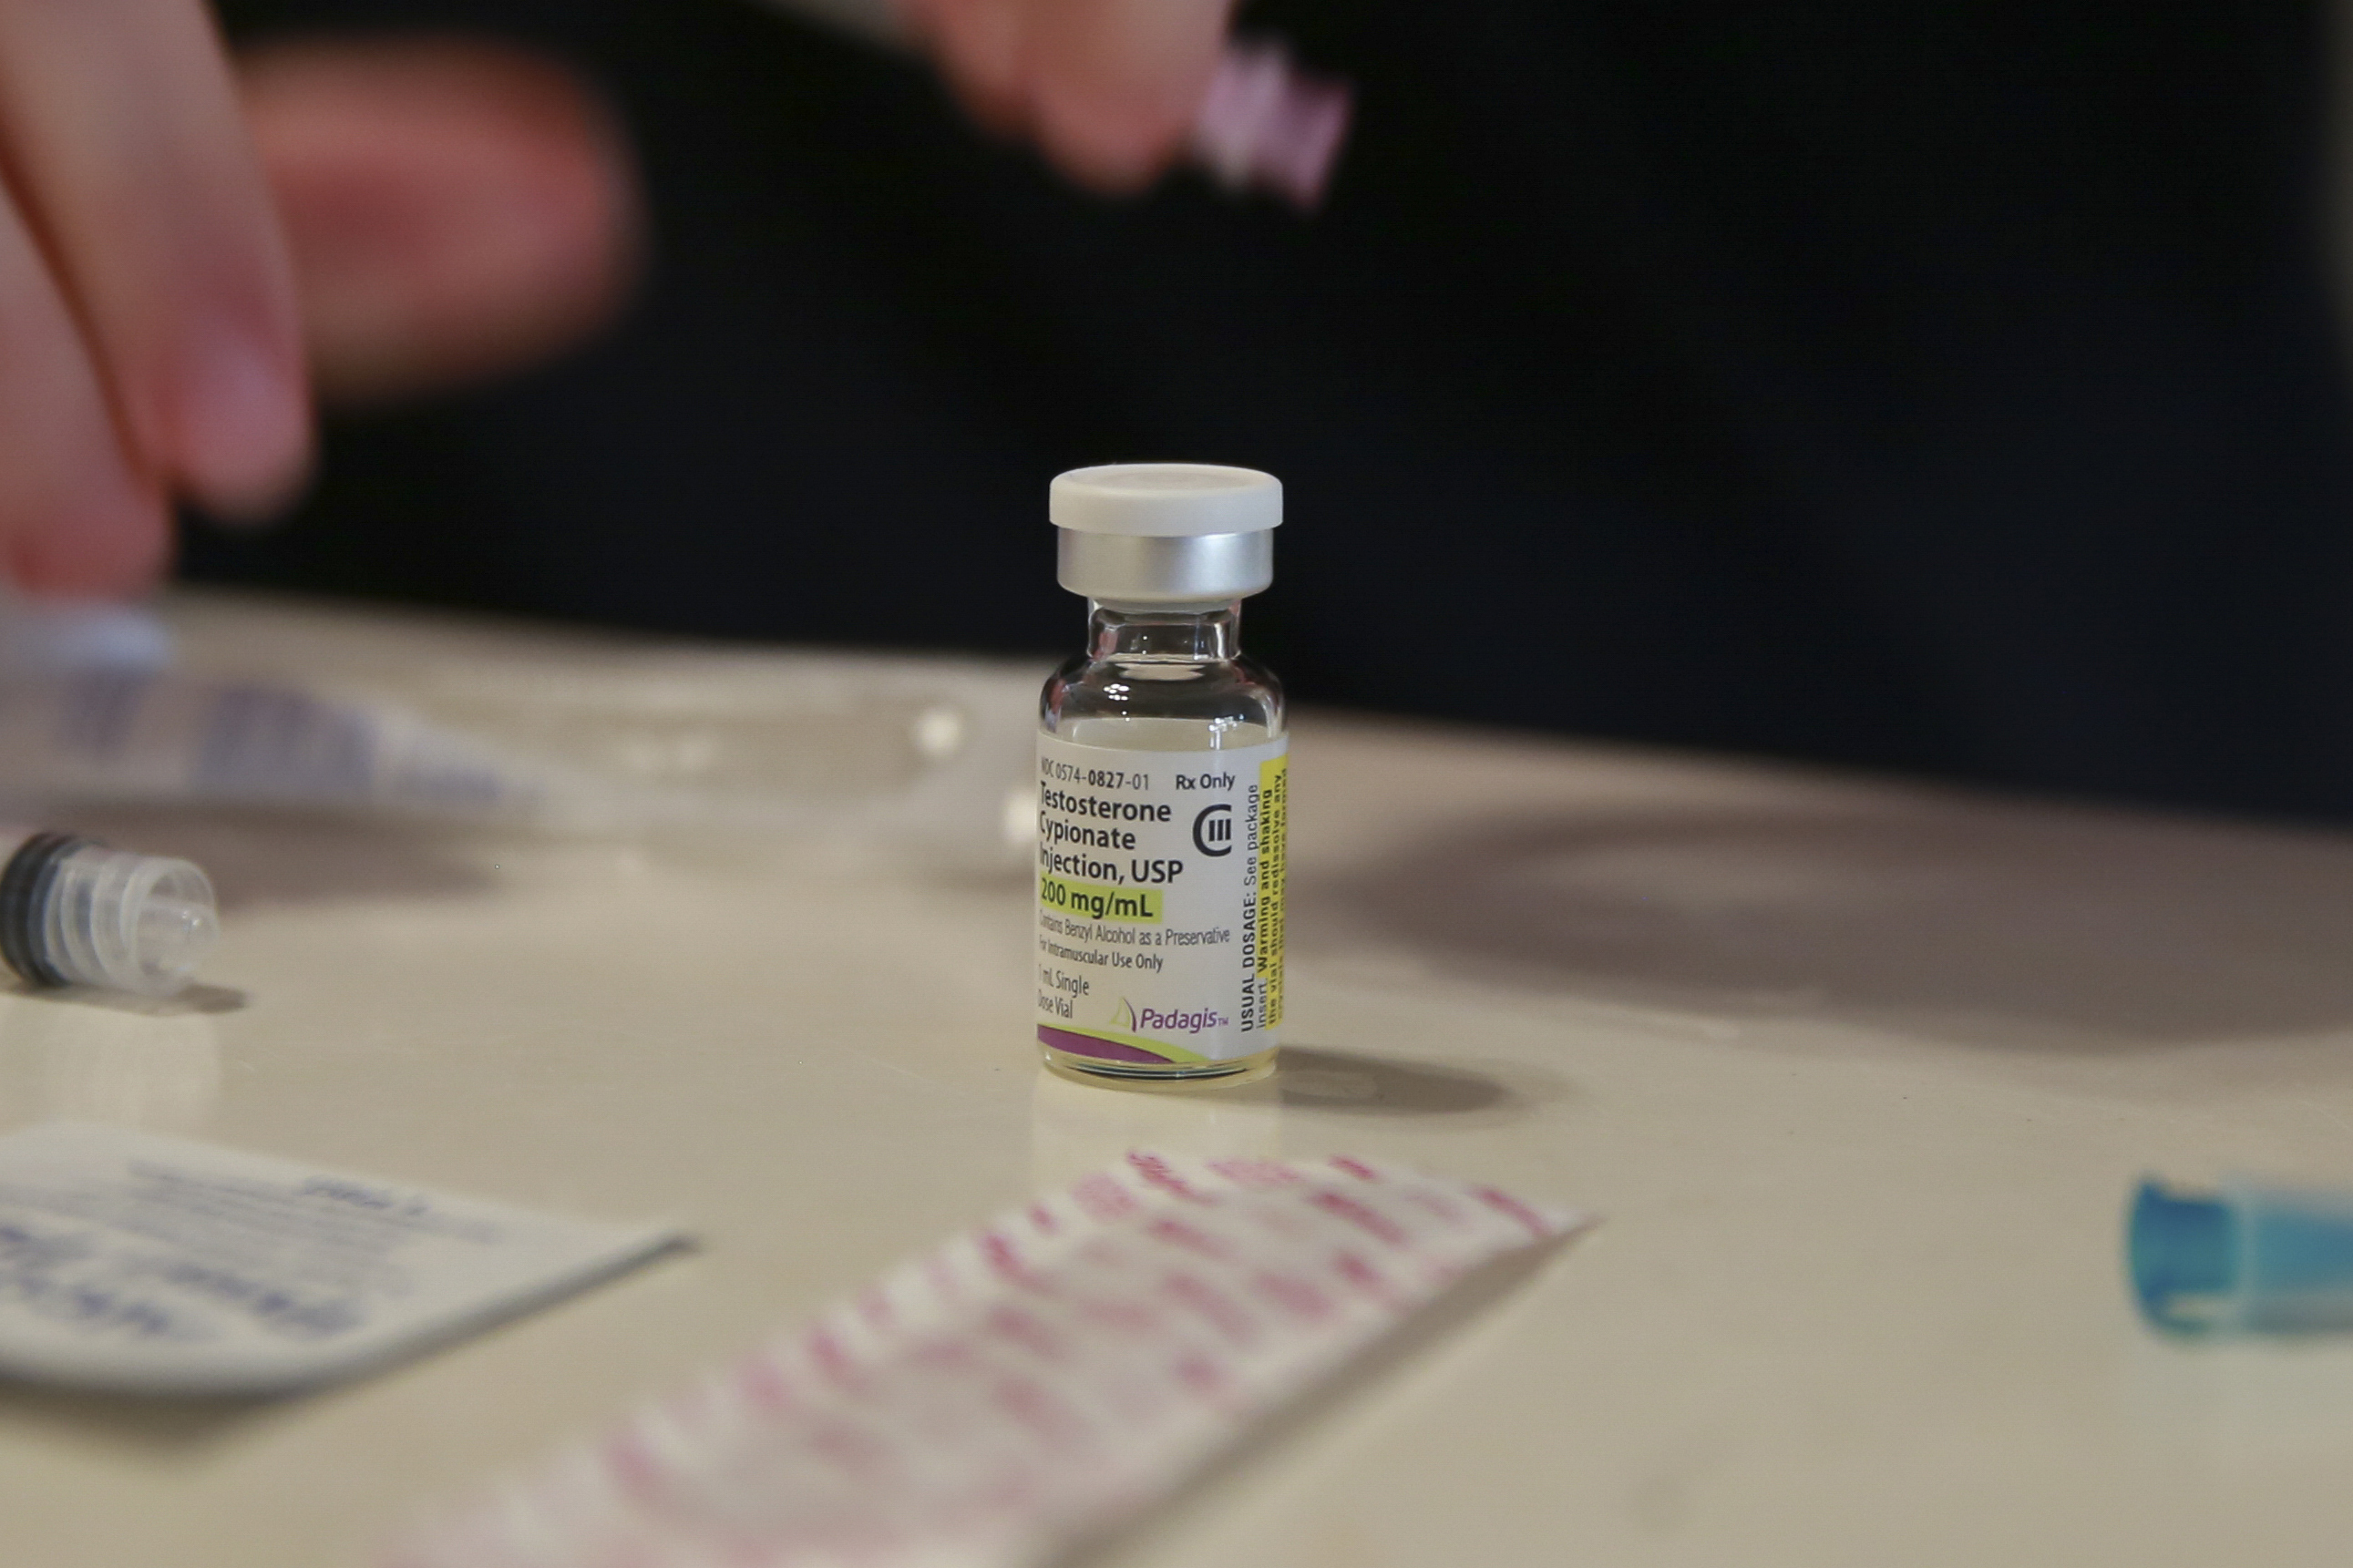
top-left (0, 1122), bottom-right (681, 1396)
top-left (389, 1152), bottom-right (1588, 1568)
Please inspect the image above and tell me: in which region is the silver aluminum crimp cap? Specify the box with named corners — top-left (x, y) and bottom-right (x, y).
top-left (1050, 464), bottom-right (1280, 606)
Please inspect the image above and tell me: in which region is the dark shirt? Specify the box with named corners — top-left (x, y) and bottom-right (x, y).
top-left (195, 0), bottom-right (2353, 823)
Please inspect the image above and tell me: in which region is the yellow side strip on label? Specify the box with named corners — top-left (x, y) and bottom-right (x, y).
top-left (1037, 875), bottom-right (1164, 924)
top-left (1258, 753), bottom-right (1288, 1031)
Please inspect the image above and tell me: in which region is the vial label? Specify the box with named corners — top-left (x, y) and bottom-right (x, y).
top-left (1035, 733), bottom-right (1287, 1066)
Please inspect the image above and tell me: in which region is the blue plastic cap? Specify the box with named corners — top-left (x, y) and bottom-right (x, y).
top-left (2129, 1176), bottom-right (2353, 1336)
top-left (2129, 1181), bottom-right (2237, 1334)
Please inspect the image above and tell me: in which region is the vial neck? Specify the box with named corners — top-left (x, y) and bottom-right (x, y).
top-left (1088, 602), bottom-right (1241, 663)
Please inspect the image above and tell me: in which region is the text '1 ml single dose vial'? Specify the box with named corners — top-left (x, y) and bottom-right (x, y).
top-left (1036, 464), bottom-right (1287, 1089)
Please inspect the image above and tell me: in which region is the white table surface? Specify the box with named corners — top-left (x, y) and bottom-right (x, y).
top-left (5, 589), bottom-right (2353, 1567)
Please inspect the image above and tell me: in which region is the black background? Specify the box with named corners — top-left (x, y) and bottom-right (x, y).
top-left (191, 0), bottom-right (2353, 822)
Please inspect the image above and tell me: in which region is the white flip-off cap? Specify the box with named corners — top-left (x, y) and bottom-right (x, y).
top-left (1052, 463), bottom-right (1281, 606)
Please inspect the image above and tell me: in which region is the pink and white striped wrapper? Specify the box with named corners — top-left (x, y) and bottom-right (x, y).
top-left (386, 1153), bottom-right (1585, 1568)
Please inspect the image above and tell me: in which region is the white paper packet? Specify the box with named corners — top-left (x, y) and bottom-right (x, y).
top-left (0, 1122), bottom-right (681, 1395)
top-left (388, 1152), bottom-right (1586, 1568)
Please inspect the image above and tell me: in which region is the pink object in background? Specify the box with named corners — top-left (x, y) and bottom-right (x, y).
top-left (1190, 38), bottom-right (1354, 210)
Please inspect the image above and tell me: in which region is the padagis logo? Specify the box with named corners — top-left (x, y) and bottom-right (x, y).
top-left (1137, 1006), bottom-right (1229, 1034)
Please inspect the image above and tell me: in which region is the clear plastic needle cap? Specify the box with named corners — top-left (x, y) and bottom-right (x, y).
top-left (0, 834), bottom-right (221, 997)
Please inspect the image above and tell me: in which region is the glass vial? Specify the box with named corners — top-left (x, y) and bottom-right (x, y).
top-left (1035, 465), bottom-right (1287, 1088)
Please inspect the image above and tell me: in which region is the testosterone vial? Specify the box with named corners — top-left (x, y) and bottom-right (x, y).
top-left (1036, 464), bottom-right (1287, 1088)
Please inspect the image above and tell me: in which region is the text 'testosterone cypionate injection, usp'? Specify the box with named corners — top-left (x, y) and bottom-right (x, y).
top-left (1035, 465), bottom-right (1287, 1088)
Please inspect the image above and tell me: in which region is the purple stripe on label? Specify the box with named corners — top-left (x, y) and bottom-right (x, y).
top-left (1038, 1026), bottom-right (1169, 1064)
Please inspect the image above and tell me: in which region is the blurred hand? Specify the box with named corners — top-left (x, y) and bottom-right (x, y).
top-left (0, 0), bottom-right (308, 595)
top-left (0, 1), bottom-right (1191, 599)
top-left (899, 0), bottom-right (1235, 190)
top-left (0, 18), bottom-right (638, 600)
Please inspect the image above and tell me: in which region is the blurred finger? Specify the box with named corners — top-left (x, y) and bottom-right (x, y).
top-left (1022, 0), bottom-right (1230, 190)
top-left (241, 37), bottom-right (644, 407)
top-left (903, 0), bottom-right (1231, 190)
top-left (899, 0), bottom-right (1032, 135)
top-left (0, 0), bottom-right (309, 518)
top-left (0, 191), bottom-right (170, 595)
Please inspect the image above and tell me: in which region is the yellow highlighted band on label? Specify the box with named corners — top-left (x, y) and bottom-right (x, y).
top-left (1258, 753), bottom-right (1287, 1030)
top-left (1038, 875), bottom-right (1163, 924)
